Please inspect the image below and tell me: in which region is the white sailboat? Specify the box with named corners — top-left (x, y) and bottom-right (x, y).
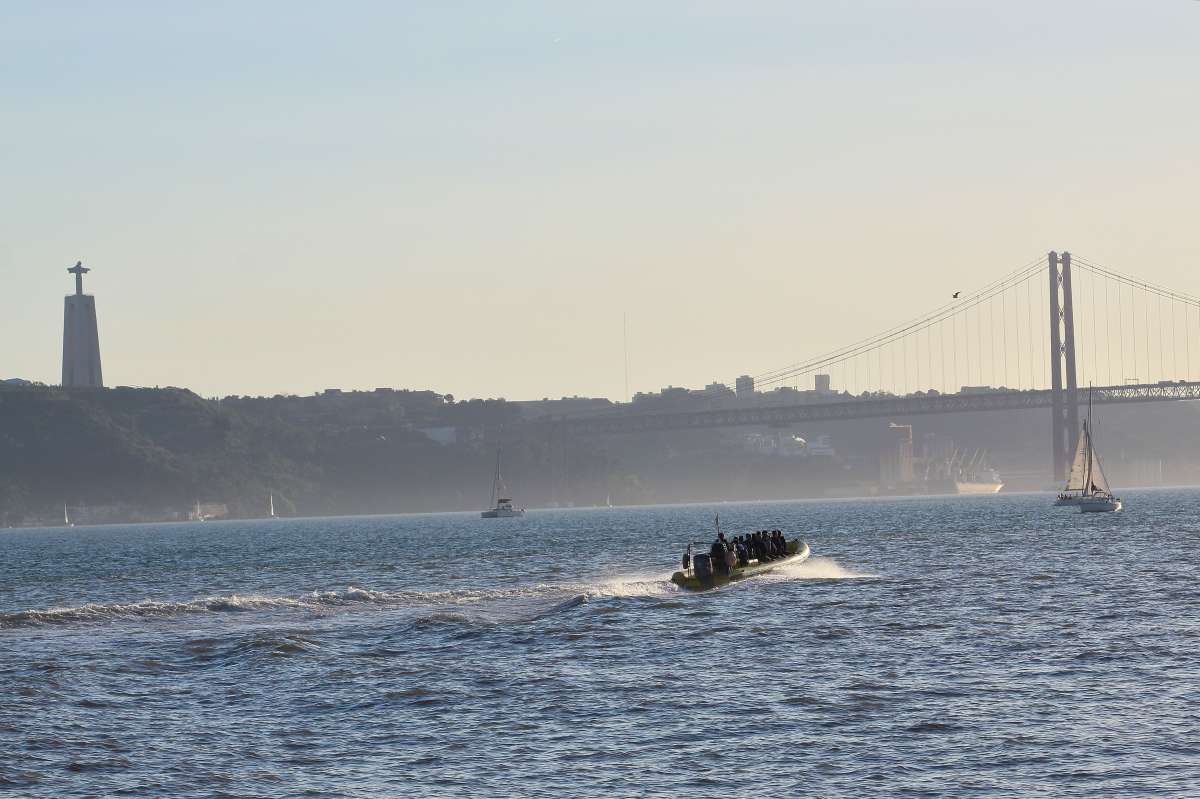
top-left (1056, 390), bottom-right (1122, 512)
top-left (481, 449), bottom-right (525, 518)
top-left (64, 504), bottom-right (73, 528)
top-left (269, 493), bottom-right (278, 519)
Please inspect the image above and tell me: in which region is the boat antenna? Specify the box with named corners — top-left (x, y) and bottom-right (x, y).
top-left (491, 449), bottom-right (501, 507)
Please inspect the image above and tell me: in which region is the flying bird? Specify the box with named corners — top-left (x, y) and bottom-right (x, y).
top-left (952, 291), bottom-right (961, 298)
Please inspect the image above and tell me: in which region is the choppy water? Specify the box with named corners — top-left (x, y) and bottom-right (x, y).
top-left (3, 491), bottom-right (1199, 797)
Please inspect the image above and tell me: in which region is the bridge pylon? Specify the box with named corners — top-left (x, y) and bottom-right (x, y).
top-left (1048, 251), bottom-right (1079, 482)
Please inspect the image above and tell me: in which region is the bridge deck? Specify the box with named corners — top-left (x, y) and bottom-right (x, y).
top-left (555, 381), bottom-right (1200, 435)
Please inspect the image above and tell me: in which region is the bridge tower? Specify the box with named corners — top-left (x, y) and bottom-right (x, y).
top-left (1048, 251), bottom-right (1079, 481)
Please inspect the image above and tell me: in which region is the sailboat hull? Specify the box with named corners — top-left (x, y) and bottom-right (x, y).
top-left (1080, 498), bottom-right (1122, 513)
top-left (481, 508), bottom-right (525, 518)
top-left (956, 481), bottom-right (1003, 494)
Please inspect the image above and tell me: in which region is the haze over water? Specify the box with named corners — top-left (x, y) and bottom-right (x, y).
top-left (4, 491), bottom-right (1198, 797)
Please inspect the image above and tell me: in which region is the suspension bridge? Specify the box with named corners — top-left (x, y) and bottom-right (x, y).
top-left (555, 251), bottom-right (1200, 481)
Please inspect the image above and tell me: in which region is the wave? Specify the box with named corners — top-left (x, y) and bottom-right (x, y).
top-left (2, 594), bottom-right (313, 628)
top-left (1, 573), bottom-right (676, 630)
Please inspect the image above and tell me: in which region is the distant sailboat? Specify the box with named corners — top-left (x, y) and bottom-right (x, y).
top-left (269, 493), bottom-right (278, 519)
top-left (1056, 389), bottom-right (1122, 512)
top-left (481, 449), bottom-right (525, 518)
top-left (64, 504), bottom-right (73, 528)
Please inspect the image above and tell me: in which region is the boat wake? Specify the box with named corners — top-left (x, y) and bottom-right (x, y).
top-left (574, 572), bottom-right (676, 599)
top-left (1, 573), bottom-right (678, 630)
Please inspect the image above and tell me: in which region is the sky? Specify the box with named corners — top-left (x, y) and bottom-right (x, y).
top-left (2, 1), bottom-right (1198, 401)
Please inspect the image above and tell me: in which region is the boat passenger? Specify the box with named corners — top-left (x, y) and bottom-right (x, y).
top-left (682, 543), bottom-right (692, 573)
top-left (752, 531), bottom-right (770, 562)
top-left (735, 537), bottom-right (749, 567)
top-left (725, 544), bottom-right (737, 572)
top-left (710, 537), bottom-right (730, 576)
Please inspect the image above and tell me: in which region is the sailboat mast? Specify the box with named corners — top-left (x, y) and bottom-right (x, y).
top-left (491, 450), bottom-right (501, 506)
top-left (1084, 388), bottom-right (1094, 493)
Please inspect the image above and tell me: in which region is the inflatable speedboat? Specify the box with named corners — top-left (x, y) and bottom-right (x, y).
top-left (671, 539), bottom-right (810, 592)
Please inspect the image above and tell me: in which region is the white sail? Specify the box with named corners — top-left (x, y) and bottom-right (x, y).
top-left (1088, 449), bottom-right (1112, 496)
top-left (1079, 390), bottom-right (1113, 498)
top-left (1064, 424), bottom-right (1090, 492)
top-left (269, 493), bottom-right (276, 518)
top-left (1085, 418), bottom-right (1112, 496)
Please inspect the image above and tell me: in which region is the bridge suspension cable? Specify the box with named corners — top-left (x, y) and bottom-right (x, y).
top-left (751, 251), bottom-right (1200, 398)
top-left (753, 255), bottom-right (1049, 394)
top-left (583, 248), bottom-right (1200, 421)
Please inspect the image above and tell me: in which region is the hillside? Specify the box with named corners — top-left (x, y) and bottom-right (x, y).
top-left (4, 383), bottom-right (1200, 526)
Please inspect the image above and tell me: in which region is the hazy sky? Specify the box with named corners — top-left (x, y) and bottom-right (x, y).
top-left (3, 1), bottom-right (1198, 400)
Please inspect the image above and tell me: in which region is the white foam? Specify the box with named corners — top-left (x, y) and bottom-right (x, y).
top-left (575, 572), bottom-right (676, 599)
top-left (757, 556), bottom-right (877, 581)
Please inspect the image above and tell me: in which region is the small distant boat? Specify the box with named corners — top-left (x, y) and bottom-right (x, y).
top-left (1057, 389), bottom-right (1122, 513)
top-left (481, 449), bottom-right (525, 518)
top-left (64, 504), bottom-right (74, 528)
top-left (268, 493), bottom-right (278, 519)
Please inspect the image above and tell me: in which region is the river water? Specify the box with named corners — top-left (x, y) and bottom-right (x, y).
top-left (3, 491), bottom-right (1199, 797)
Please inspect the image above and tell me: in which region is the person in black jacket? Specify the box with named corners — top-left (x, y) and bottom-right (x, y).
top-left (753, 531), bottom-right (770, 562)
top-left (774, 530), bottom-right (790, 556)
top-left (710, 533), bottom-right (730, 576)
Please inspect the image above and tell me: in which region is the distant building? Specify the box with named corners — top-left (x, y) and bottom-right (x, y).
top-left (704, 382), bottom-right (735, 399)
top-left (735, 375), bottom-right (755, 396)
top-left (62, 261), bottom-right (103, 388)
top-left (815, 374), bottom-right (831, 394)
top-left (633, 386), bottom-right (693, 407)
